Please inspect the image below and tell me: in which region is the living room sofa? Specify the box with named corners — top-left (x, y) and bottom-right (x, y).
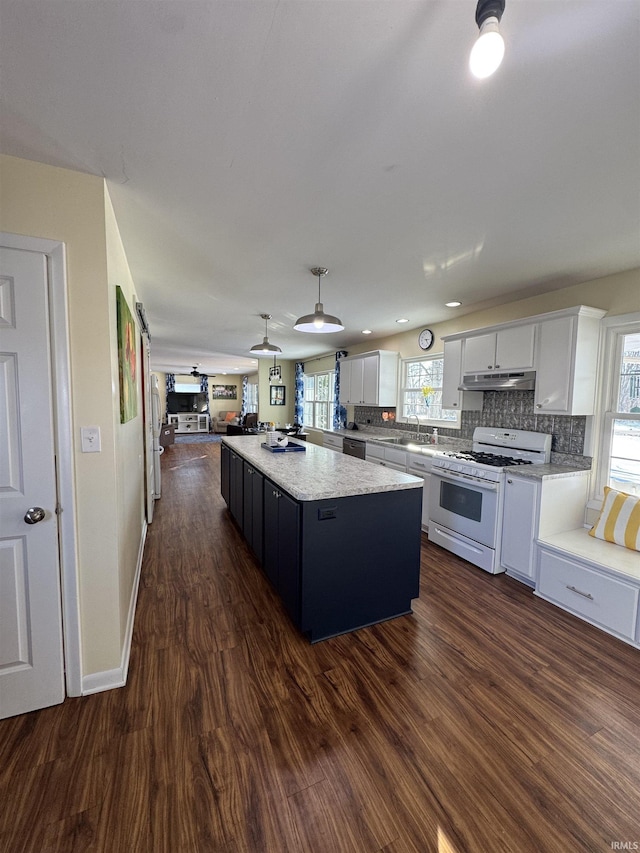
top-left (211, 410), bottom-right (241, 433)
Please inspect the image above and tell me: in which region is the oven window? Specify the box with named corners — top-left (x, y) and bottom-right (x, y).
top-left (440, 480), bottom-right (482, 522)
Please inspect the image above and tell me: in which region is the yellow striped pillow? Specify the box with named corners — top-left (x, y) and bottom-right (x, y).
top-left (589, 487), bottom-right (640, 551)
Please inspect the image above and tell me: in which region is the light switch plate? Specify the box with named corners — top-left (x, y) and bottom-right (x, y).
top-left (81, 426), bottom-right (101, 453)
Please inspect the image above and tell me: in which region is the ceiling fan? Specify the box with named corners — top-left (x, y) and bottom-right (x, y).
top-left (190, 365), bottom-right (201, 377)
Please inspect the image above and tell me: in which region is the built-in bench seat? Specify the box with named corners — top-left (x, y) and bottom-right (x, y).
top-left (535, 526), bottom-right (640, 649)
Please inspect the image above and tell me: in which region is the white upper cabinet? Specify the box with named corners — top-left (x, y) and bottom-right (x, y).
top-left (462, 324), bottom-right (536, 374)
top-left (442, 339), bottom-right (483, 410)
top-left (534, 307), bottom-right (605, 415)
top-left (442, 305), bottom-right (606, 416)
top-left (339, 351), bottom-right (398, 407)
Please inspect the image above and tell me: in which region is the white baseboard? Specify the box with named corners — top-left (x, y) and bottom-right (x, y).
top-left (81, 521), bottom-right (147, 696)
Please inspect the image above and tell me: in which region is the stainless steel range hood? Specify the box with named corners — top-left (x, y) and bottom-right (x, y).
top-left (458, 370), bottom-right (536, 391)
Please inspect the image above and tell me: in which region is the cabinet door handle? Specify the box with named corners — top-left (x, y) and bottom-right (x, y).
top-left (507, 479), bottom-right (513, 484)
top-left (495, 364), bottom-right (500, 369)
top-left (566, 584), bottom-right (594, 601)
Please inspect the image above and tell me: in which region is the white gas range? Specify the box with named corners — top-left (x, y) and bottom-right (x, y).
top-left (428, 427), bottom-right (551, 574)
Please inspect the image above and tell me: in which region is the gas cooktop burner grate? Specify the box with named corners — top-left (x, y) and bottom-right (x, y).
top-left (442, 451), bottom-right (534, 467)
top-left (472, 452), bottom-right (533, 467)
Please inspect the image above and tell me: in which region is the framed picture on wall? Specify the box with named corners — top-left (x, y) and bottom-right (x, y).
top-left (116, 286), bottom-right (138, 423)
top-left (212, 384), bottom-right (237, 399)
top-left (270, 386), bottom-right (285, 405)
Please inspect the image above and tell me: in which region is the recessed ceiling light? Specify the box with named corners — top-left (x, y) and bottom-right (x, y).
top-left (362, 329), bottom-right (372, 335)
top-left (446, 301), bottom-right (462, 308)
top-left (396, 318), bottom-right (409, 324)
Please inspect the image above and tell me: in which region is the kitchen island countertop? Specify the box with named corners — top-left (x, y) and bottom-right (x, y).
top-left (222, 435), bottom-right (422, 501)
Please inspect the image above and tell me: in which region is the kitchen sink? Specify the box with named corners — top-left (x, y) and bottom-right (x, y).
top-left (372, 437), bottom-right (425, 447)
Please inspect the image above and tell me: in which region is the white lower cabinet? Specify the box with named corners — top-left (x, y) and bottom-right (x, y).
top-left (537, 550), bottom-right (638, 642)
top-left (323, 434), bottom-right (343, 452)
top-left (365, 443), bottom-right (407, 471)
top-left (501, 476), bottom-right (539, 584)
top-left (500, 470), bottom-right (590, 586)
top-left (407, 452), bottom-right (431, 533)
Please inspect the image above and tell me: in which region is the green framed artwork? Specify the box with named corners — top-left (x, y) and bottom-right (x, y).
top-left (116, 286), bottom-right (138, 423)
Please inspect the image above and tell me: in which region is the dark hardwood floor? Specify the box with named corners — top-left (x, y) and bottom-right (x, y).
top-left (1, 442), bottom-right (639, 852)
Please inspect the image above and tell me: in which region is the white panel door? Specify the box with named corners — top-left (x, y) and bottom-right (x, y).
top-left (0, 247), bottom-right (64, 718)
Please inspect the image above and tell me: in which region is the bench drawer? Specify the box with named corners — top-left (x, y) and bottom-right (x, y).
top-left (538, 550), bottom-right (639, 640)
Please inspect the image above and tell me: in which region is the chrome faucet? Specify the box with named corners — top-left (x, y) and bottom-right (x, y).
top-left (410, 413), bottom-right (421, 441)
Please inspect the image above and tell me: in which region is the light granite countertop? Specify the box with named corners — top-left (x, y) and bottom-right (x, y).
top-left (222, 435), bottom-right (423, 501)
top-left (502, 464), bottom-right (591, 480)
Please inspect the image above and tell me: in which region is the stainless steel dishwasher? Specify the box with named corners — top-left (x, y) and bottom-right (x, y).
top-left (342, 436), bottom-right (366, 459)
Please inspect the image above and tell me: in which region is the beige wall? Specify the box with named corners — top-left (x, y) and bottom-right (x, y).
top-left (257, 359), bottom-right (295, 425)
top-left (209, 376), bottom-right (242, 415)
top-left (1, 154), bottom-right (145, 677)
top-left (105, 191), bottom-right (146, 649)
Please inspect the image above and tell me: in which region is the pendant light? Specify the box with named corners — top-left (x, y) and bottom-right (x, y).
top-left (250, 313), bottom-right (282, 355)
top-left (470, 0), bottom-right (506, 79)
top-left (294, 267), bottom-right (344, 334)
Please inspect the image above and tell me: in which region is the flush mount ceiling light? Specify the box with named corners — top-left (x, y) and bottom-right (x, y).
top-left (470, 0), bottom-right (506, 79)
top-left (294, 267), bottom-right (344, 333)
top-left (396, 318), bottom-right (409, 324)
top-left (446, 300), bottom-right (462, 308)
top-left (250, 313), bottom-right (282, 355)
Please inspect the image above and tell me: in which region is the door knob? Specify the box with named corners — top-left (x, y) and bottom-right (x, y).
top-left (24, 507), bottom-right (46, 524)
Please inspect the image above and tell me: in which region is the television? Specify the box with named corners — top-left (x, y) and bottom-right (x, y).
top-left (167, 391), bottom-right (208, 414)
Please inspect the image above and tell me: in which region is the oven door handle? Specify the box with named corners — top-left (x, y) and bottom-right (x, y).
top-left (432, 470), bottom-right (499, 492)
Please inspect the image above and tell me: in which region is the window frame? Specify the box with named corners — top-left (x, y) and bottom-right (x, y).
top-left (592, 312), bottom-right (640, 505)
top-left (303, 369), bottom-right (336, 430)
top-left (397, 354), bottom-right (461, 429)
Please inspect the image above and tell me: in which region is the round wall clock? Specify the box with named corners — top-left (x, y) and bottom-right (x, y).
top-left (418, 328), bottom-right (434, 350)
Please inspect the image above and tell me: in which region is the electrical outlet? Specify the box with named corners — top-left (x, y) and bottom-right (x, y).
top-left (81, 426), bottom-right (101, 453)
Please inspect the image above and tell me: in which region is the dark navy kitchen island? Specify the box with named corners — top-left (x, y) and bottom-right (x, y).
top-left (221, 435), bottom-right (423, 642)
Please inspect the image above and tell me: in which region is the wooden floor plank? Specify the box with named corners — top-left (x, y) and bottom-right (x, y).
top-left (1, 441), bottom-right (639, 852)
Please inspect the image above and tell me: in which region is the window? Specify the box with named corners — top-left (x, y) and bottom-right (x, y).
top-left (597, 316), bottom-right (640, 499)
top-left (174, 381), bottom-right (199, 393)
top-left (246, 382), bottom-right (258, 413)
top-left (303, 371), bottom-right (335, 429)
top-left (400, 356), bottom-right (460, 428)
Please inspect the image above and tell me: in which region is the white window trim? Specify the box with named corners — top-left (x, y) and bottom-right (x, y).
top-left (303, 369), bottom-right (335, 429)
top-left (398, 354), bottom-right (461, 430)
top-left (590, 311), bottom-right (640, 510)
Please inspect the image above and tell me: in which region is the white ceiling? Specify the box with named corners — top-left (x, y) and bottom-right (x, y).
top-left (2, 1), bottom-right (639, 376)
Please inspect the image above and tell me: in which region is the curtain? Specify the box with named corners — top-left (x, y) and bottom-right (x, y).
top-left (166, 373), bottom-right (175, 411)
top-left (199, 374), bottom-right (210, 413)
top-left (241, 375), bottom-right (248, 419)
top-left (294, 362), bottom-right (304, 425)
top-left (333, 351), bottom-right (348, 429)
